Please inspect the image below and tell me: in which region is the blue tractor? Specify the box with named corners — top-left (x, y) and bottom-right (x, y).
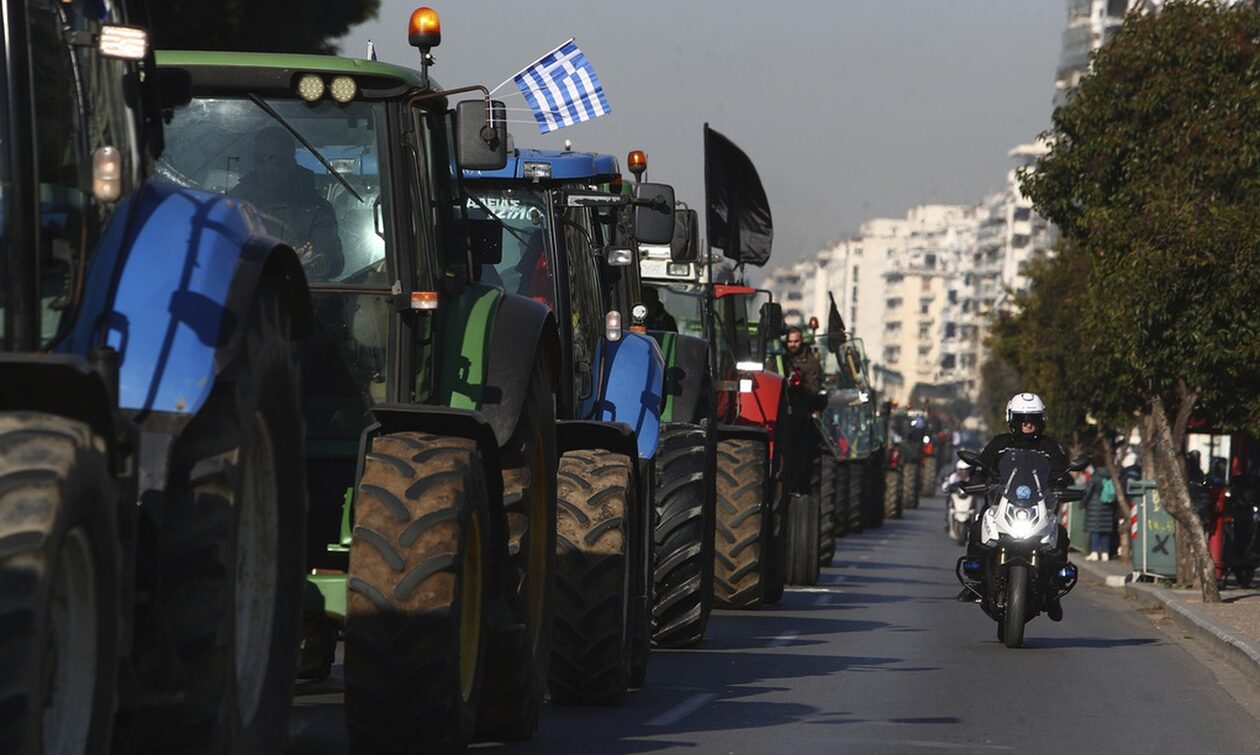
top-left (0, 4), bottom-right (311, 754)
top-left (464, 148), bottom-right (675, 700)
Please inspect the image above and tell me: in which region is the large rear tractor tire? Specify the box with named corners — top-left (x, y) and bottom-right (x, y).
top-left (901, 460), bottom-right (920, 510)
top-left (920, 456), bottom-right (939, 498)
top-left (345, 433), bottom-right (491, 754)
top-left (816, 459), bottom-right (836, 568)
top-left (863, 457), bottom-right (886, 529)
top-left (785, 493), bottom-right (821, 586)
top-left (651, 424), bottom-right (714, 648)
top-left (884, 467), bottom-right (903, 520)
top-left (475, 358), bottom-right (557, 741)
top-left (549, 450), bottom-right (633, 704)
top-left (762, 484), bottom-right (788, 604)
top-left (122, 283), bottom-right (306, 755)
top-left (0, 414), bottom-right (119, 755)
top-left (832, 460), bottom-right (850, 539)
top-left (712, 438), bottom-right (772, 609)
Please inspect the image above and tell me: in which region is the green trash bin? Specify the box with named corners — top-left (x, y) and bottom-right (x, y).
top-left (1129, 480), bottom-right (1176, 580)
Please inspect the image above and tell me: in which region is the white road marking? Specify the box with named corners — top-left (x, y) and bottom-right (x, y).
top-left (767, 630), bottom-right (800, 648)
top-left (645, 692), bottom-right (718, 727)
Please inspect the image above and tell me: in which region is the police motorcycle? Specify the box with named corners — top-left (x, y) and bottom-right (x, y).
top-left (943, 459), bottom-right (975, 545)
top-left (955, 449), bottom-right (1087, 647)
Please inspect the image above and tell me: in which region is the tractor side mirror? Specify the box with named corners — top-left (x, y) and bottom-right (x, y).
top-left (756, 301), bottom-right (783, 361)
top-left (670, 208), bottom-right (700, 263)
top-left (633, 182), bottom-right (675, 245)
top-left (455, 99), bottom-right (507, 170)
top-left (759, 302), bottom-right (784, 342)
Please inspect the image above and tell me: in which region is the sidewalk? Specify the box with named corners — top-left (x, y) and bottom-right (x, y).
top-left (1075, 555), bottom-right (1260, 687)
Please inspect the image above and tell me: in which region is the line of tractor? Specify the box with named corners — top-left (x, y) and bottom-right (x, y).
top-left (0, 5), bottom-right (941, 754)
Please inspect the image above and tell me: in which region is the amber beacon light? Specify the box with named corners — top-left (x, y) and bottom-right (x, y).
top-left (627, 149), bottom-right (647, 181)
top-left (409, 7), bottom-right (441, 49)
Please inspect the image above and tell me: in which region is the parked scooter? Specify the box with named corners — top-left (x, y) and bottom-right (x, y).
top-left (955, 449), bottom-right (1087, 647)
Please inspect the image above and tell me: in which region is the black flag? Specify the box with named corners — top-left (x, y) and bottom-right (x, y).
top-left (826, 292), bottom-right (848, 354)
top-left (704, 124), bottom-right (773, 267)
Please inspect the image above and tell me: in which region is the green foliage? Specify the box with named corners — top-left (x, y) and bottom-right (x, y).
top-left (1020, 1), bottom-right (1260, 432)
top-left (985, 239), bottom-right (1096, 443)
top-left (144, 1), bottom-right (380, 54)
top-left (977, 352), bottom-right (1021, 435)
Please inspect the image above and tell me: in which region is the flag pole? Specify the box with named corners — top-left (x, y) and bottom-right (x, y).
top-left (489, 36), bottom-right (576, 96)
top-left (703, 124), bottom-right (718, 382)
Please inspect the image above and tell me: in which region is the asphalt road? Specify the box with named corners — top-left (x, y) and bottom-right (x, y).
top-left (289, 494), bottom-right (1260, 753)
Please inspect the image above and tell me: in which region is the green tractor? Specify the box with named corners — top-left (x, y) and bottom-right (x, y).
top-left (158, 15), bottom-right (561, 751)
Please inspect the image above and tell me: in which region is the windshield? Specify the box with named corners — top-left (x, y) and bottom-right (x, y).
top-left (466, 187), bottom-right (555, 308)
top-left (996, 448), bottom-right (1054, 508)
top-left (820, 393), bottom-right (873, 459)
top-left (645, 283), bottom-right (704, 336)
top-left (157, 96), bottom-right (392, 286)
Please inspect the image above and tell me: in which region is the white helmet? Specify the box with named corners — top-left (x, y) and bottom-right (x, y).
top-left (1006, 392), bottom-right (1046, 439)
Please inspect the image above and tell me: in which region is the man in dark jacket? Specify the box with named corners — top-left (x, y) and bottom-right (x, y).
top-left (780, 326), bottom-right (824, 494)
top-left (959, 392), bottom-right (1072, 621)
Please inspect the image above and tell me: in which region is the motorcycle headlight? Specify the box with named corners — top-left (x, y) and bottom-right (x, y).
top-left (1015, 508), bottom-right (1031, 522)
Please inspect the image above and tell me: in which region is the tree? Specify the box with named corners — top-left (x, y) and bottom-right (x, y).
top-left (143, 1), bottom-right (380, 54)
top-left (1021, 1), bottom-right (1260, 601)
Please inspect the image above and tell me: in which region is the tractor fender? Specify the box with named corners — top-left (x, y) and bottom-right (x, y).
top-left (0, 353), bottom-right (126, 466)
top-left (61, 181), bottom-right (310, 419)
top-left (587, 332), bottom-right (664, 460)
top-left (480, 292), bottom-right (560, 448)
top-left (651, 331), bottom-right (711, 425)
top-left (738, 369), bottom-right (785, 435)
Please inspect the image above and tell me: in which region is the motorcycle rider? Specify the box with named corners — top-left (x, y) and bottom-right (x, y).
top-left (941, 457), bottom-right (971, 495)
top-left (957, 392), bottom-right (1072, 621)
top-left (943, 458), bottom-right (974, 539)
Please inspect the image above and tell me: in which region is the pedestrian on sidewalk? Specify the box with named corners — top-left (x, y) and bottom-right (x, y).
top-left (1085, 457), bottom-right (1118, 561)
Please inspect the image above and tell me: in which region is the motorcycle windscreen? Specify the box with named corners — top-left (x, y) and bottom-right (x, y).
top-left (995, 448), bottom-right (1056, 508)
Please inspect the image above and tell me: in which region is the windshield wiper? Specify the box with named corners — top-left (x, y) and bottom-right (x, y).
top-left (465, 191), bottom-right (535, 248)
top-left (246, 93), bottom-right (364, 204)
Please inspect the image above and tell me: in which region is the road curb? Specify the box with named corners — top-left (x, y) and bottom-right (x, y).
top-left (1126, 581), bottom-right (1260, 689)
top-left (1077, 559), bottom-right (1260, 689)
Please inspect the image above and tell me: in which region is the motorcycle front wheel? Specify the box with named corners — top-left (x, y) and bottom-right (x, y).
top-left (1003, 565), bottom-right (1028, 648)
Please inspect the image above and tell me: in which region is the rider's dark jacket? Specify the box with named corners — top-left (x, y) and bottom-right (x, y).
top-left (978, 432), bottom-right (1070, 486)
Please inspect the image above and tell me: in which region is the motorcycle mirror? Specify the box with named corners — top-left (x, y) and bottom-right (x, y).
top-left (1067, 454), bottom-right (1090, 472)
top-left (957, 449), bottom-right (982, 467)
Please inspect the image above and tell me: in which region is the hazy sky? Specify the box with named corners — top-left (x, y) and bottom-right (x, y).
top-left (339, 1), bottom-right (1065, 272)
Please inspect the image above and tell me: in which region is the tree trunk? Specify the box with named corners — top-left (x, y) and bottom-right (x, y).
top-left (1098, 426), bottom-right (1131, 562)
top-left (1147, 394), bottom-right (1219, 602)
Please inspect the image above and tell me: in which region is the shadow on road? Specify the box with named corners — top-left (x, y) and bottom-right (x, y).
top-left (475, 650), bottom-right (937, 753)
top-left (1019, 635), bottom-right (1161, 650)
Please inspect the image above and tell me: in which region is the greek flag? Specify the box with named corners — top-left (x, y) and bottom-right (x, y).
top-left (513, 39), bottom-right (611, 134)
